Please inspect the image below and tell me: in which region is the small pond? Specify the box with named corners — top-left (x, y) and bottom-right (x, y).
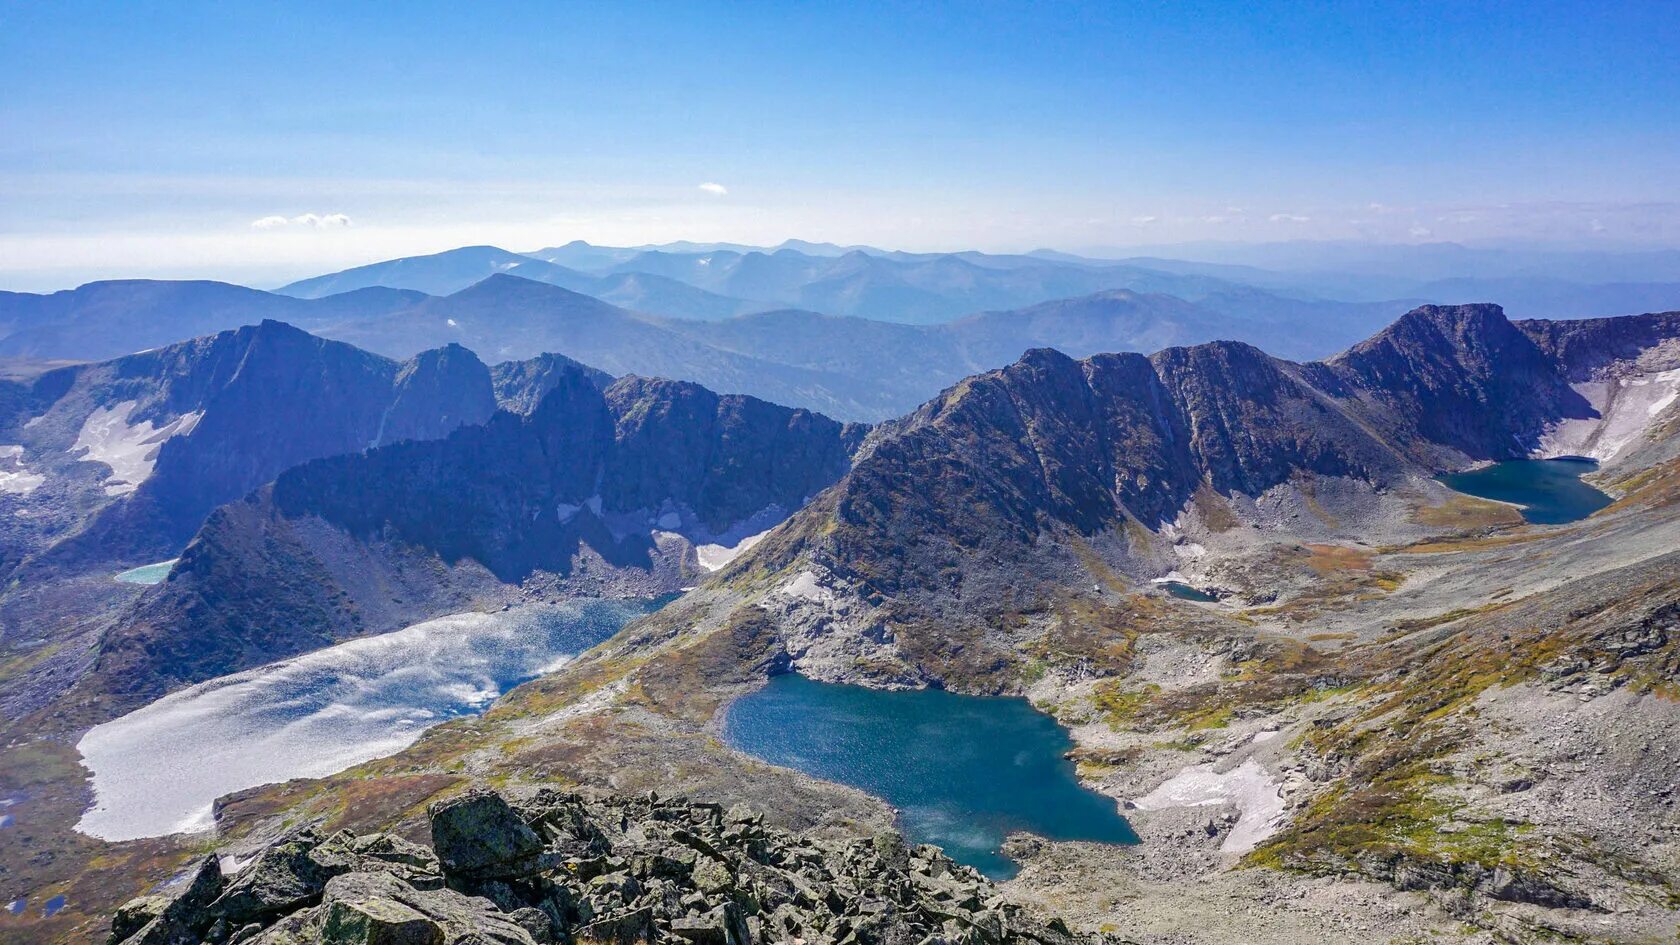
top-left (1161, 581), bottom-right (1218, 602)
top-left (1439, 458), bottom-right (1612, 525)
top-left (723, 674), bottom-right (1138, 879)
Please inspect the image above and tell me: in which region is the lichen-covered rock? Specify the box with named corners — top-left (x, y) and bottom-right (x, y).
top-left (110, 787), bottom-right (1130, 945)
top-left (428, 789), bottom-right (551, 883)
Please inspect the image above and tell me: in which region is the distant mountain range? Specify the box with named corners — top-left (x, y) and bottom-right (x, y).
top-left (0, 273), bottom-right (1415, 422)
top-left (277, 242), bottom-right (1415, 328)
top-left (4, 241), bottom-right (1675, 430)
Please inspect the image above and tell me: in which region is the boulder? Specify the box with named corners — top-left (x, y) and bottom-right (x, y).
top-left (428, 790), bottom-right (549, 883)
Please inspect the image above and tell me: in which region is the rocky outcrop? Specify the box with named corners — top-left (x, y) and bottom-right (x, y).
top-left (701, 303), bottom-right (1680, 690)
top-left (84, 371), bottom-right (865, 709)
top-left (1, 320), bottom-right (503, 577)
top-left (108, 789), bottom-right (1120, 945)
top-left (1515, 311), bottom-right (1680, 381)
top-left (490, 354), bottom-right (612, 415)
top-left (1323, 303), bottom-right (1592, 459)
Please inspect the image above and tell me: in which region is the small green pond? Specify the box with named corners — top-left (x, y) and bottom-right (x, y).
top-left (1161, 581), bottom-right (1218, 602)
top-left (722, 674), bottom-right (1138, 878)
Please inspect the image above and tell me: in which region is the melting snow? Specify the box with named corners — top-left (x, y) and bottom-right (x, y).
top-left (696, 528), bottom-right (771, 572)
top-left (75, 600), bottom-right (646, 841)
top-left (0, 445), bottom-right (44, 494)
top-left (1540, 368), bottom-right (1680, 462)
top-left (114, 559), bottom-right (179, 585)
top-left (1132, 757), bottom-right (1287, 853)
top-left (73, 401), bottom-right (202, 496)
top-left (779, 570), bottom-right (834, 603)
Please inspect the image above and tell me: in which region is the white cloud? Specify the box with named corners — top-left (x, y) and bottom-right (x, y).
top-left (697, 182), bottom-right (728, 196)
top-left (1590, 218), bottom-right (1607, 233)
top-left (1129, 214), bottom-right (1159, 225)
top-left (1268, 213), bottom-right (1310, 223)
top-left (250, 213), bottom-right (352, 230)
top-left (1408, 225), bottom-right (1433, 238)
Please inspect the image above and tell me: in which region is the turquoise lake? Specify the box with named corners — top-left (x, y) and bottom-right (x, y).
top-left (723, 674), bottom-right (1138, 878)
top-left (1439, 458), bottom-right (1613, 525)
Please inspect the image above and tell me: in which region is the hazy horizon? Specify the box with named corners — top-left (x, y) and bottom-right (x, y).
top-left (4, 2), bottom-right (1678, 291)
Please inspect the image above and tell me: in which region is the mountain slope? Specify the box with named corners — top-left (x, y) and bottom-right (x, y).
top-left (165, 302), bottom-right (1680, 945)
top-left (0, 280), bottom-right (425, 361)
top-left (314, 274), bottom-right (884, 417)
top-left (79, 372), bottom-right (865, 707)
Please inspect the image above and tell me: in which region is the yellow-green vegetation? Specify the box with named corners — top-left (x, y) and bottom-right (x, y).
top-left (1090, 681), bottom-right (1161, 729)
top-left (1177, 702), bottom-right (1235, 730)
top-left (1248, 760), bottom-right (1539, 874)
top-left (1031, 595), bottom-right (1157, 679)
top-left (1604, 456), bottom-right (1680, 511)
top-left (1408, 492), bottom-right (1524, 531)
top-left (635, 605), bottom-right (785, 721)
top-left (1240, 544), bottom-right (1407, 623)
top-left (1191, 483), bottom-right (1241, 532)
top-left (1399, 529), bottom-right (1550, 555)
top-left (1247, 618), bottom-right (1608, 887)
top-left (1387, 600), bottom-right (1512, 636)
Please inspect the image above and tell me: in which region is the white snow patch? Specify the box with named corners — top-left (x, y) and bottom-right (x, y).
top-left (696, 528), bottom-right (771, 572)
top-left (556, 502), bottom-right (582, 522)
top-left (1173, 542), bottom-right (1207, 560)
top-left (1250, 729), bottom-right (1281, 743)
top-left (1540, 369), bottom-right (1680, 461)
top-left (75, 600), bottom-right (645, 841)
top-left (0, 445), bottom-right (44, 494)
top-left (779, 570), bottom-right (834, 603)
top-left (656, 511), bottom-right (682, 530)
top-left (73, 401), bottom-right (203, 496)
top-left (1132, 758), bottom-right (1287, 853)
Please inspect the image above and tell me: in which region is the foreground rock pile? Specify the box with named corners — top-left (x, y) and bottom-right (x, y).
top-left (109, 787), bottom-right (1125, 944)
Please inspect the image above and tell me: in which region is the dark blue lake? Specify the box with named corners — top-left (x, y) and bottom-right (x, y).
top-left (1162, 581), bottom-right (1218, 602)
top-left (1439, 458), bottom-right (1613, 525)
top-left (723, 674), bottom-right (1138, 878)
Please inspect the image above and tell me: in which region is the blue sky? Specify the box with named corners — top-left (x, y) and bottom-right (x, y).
top-left (2, 1), bottom-right (1677, 288)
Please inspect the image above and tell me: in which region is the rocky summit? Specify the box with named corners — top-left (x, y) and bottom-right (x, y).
top-left (110, 788), bottom-right (1117, 945)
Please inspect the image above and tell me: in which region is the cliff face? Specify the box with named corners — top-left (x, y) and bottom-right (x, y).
top-left (712, 304), bottom-right (1680, 688)
top-left (2, 321), bottom-right (501, 576)
top-left (1323, 303), bottom-right (1592, 458)
top-left (1514, 310), bottom-right (1680, 380)
top-left (85, 370), bottom-right (864, 706)
top-left (268, 372), bottom-right (863, 581)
